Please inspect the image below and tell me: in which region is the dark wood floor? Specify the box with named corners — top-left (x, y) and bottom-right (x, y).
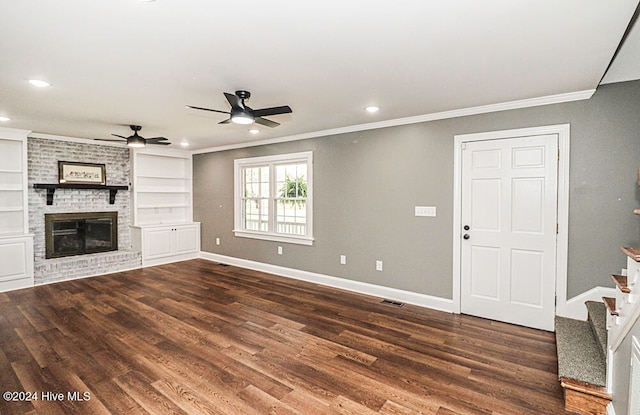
top-left (0, 259), bottom-right (571, 415)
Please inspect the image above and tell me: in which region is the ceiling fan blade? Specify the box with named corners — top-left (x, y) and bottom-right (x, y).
top-left (146, 137), bottom-right (168, 141)
top-left (111, 134), bottom-right (128, 139)
top-left (148, 141), bottom-right (171, 145)
top-left (219, 119), bottom-right (232, 124)
top-left (255, 117), bottom-right (280, 128)
top-left (253, 106), bottom-right (292, 117)
top-left (186, 105), bottom-right (230, 115)
top-left (95, 138), bottom-right (126, 142)
top-left (224, 92), bottom-right (244, 110)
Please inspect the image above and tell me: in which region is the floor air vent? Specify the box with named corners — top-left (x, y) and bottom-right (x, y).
top-left (381, 299), bottom-right (404, 307)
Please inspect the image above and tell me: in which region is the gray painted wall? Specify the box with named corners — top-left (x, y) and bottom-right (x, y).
top-left (194, 80), bottom-right (640, 300)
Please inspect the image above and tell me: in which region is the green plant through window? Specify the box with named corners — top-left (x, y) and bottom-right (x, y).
top-left (279, 173), bottom-right (307, 206)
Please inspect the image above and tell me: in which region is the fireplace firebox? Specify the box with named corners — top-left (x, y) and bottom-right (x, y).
top-left (45, 212), bottom-right (118, 259)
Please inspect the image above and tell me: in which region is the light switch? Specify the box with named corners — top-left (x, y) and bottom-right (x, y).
top-left (415, 206), bottom-right (436, 217)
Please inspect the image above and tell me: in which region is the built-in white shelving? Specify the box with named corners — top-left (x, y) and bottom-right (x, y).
top-left (0, 138), bottom-right (28, 236)
top-left (131, 147), bottom-right (199, 266)
top-left (0, 128), bottom-right (34, 292)
top-left (132, 148), bottom-right (193, 226)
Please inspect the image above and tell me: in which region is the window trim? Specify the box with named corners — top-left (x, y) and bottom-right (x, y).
top-left (233, 151), bottom-right (313, 246)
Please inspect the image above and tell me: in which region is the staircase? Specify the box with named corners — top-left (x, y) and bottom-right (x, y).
top-left (555, 301), bottom-right (610, 415)
top-left (554, 172), bottom-right (640, 414)
top-left (555, 246), bottom-right (639, 415)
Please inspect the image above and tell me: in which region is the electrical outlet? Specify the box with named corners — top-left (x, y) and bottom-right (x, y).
top-left (215, 237), bottom-right (220, 246)
top-left (340, 255), bottom-right (347, 265)
top-left (277, 246), bottom-right (283, 255)
top-left (376, 260), bottom-right (383, 271)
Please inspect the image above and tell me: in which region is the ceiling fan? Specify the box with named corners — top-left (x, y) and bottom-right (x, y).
top-left (96, 125), bottom-right (171, 148)
top-left (187, 90), bottom-right (292, 128)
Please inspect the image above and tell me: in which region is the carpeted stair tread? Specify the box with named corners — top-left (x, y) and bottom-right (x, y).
top-left (555, 316), bottom-right (606, 387)
top-left (585, 300), bottom-right (607, 360)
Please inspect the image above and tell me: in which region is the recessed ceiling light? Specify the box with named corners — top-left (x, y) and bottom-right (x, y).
top-left (365, 106), bottom-right (380, 113)
top-left (28, 79), bottom-right (50, 88)
top-left (180, 141), bottom-right (190, 147)
top-left (249, 128), bottom-right (260, 134)
top-left (0, 116), bottom-right (10, 122)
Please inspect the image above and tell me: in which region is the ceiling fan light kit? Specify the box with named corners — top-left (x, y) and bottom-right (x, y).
top-left (127, 135), bottom-right (146, 148)
top-left (188, 90), bottom-right (292, 129)
top-left (95, 125), bottom-right (171, 147)
top-left (230, 112), bottom-right (254, 125)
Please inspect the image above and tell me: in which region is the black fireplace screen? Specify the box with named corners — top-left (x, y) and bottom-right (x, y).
top-left (45, 212), bottom-right (118, 259)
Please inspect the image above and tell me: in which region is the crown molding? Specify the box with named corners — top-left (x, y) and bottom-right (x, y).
top-left (0, 127), bottom-right (31, 140)
top-left (193, 89), bottom-right (595, 154)
top-left (28, 132), bottom-right (127, 148)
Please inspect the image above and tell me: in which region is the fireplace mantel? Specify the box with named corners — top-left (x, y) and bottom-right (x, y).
top-left (33, 183), bottom-right (129, 205)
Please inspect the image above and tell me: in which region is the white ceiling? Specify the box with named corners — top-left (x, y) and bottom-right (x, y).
top-left (0, 0), bottom-right (638, 151)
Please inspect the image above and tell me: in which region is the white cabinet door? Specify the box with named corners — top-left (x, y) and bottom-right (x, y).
top-left (143, 227), bottom-right (174, 260)
top-left (0, 235), bottom-right (34, 292)
top-left (136, 223), bottom-right (200, 266)
top-left (174, 225), bottom-right (199, 255)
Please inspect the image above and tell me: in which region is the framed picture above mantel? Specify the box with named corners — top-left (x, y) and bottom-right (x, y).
top-left (58, 161), bottom-right (106, 185)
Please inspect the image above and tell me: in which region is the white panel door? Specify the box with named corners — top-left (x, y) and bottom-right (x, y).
top-left (461, 134), bottom-right (558, 331)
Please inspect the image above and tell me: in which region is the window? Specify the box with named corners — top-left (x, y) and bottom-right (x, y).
top-left (234, 151), bottom-right (313, 245)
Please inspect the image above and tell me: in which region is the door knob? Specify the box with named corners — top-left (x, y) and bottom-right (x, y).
top-left (463, 225), bottom-right (470, 230)
top-left (463, 234), bottom-right (470, 240)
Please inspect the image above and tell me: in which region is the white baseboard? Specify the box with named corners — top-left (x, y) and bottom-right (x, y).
top-left (199, 251), bottom-right (454, 313)
top-left (557, 286), bottom-right (617, 320)
top-left (0, 277), bottom-right (34, 293)
top-left (142, 252), bottom-right (200, 267)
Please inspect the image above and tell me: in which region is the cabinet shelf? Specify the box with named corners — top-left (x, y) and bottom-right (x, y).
top-left (33, 183), bottom-right (129, 205)
top-left (136, 174), bottom-right (189, 180)
top-left (138, 204), bottom-right (189, 209)
top-left (136, 190), bottom-right (190, 194)
top-left (0, 207), bottom-right (24, 212)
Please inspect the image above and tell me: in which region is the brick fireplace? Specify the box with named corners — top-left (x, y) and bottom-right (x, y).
top-left (28, 137), bottom-right (141, 284)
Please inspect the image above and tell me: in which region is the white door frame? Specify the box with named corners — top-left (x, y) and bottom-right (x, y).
top-left (452, 124), bottom-right (571, 319)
